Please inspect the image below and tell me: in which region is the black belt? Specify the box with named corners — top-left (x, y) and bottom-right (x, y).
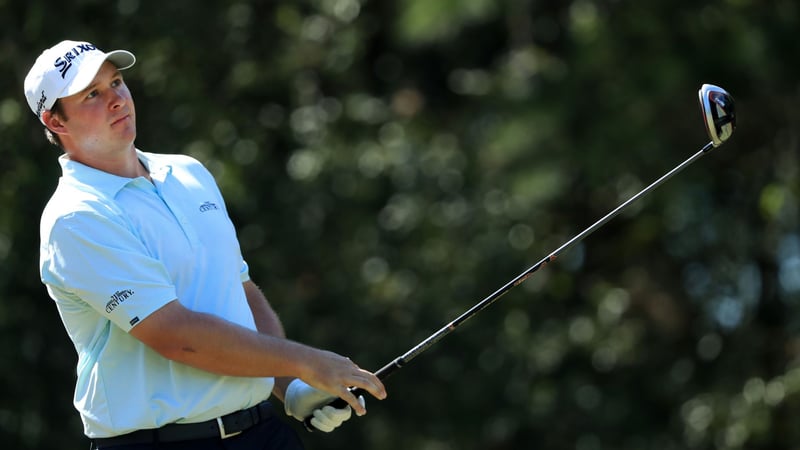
top-left (92, 401), bottom-right (273, 448)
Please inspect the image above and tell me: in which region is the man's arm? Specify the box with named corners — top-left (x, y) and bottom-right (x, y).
top-left (242, 280), bottom-right (294, 402)
top-left (128, 296), bottom-right (385, 414)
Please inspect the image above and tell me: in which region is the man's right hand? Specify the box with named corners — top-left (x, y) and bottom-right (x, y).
top-left (297, 350), bottom-right (386, 416)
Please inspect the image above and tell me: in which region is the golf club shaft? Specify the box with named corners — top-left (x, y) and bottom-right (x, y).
top-left (305, 141), bottom-right (716, 430)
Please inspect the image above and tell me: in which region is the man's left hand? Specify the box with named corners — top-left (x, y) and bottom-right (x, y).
top-left (283, 379), bottom-right (365, 432)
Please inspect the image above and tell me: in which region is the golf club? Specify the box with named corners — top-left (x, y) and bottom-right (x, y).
top-left (304, 83), bottom-right (736, 431)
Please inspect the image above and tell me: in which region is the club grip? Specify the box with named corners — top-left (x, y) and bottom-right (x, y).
top-left (302, 387), bottom-right (365, 431)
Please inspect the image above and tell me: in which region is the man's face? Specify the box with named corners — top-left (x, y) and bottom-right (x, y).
top-left (52, 61), bottom-right (136, 153)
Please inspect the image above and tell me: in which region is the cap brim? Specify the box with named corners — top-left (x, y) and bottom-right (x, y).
top-left (60, 50), bottom-right (136, 99)
top-left (106, 50), bottom-right (136, 71)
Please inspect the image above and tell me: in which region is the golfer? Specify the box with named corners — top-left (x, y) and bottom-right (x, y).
top-left (26, 40), bottom-right (386, 450)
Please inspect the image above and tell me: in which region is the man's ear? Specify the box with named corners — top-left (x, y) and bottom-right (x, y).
top-left (42, 110), bottom-right (67, 135)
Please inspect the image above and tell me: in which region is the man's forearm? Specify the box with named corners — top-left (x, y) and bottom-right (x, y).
top-left (243, 280), bottom-right (294, 400)
top-left (244, 280), bottom-right (285, 337)
top-left (130, 298), bottom-right (386, 415)
top-left (131, 300), bottom-right (315, 378)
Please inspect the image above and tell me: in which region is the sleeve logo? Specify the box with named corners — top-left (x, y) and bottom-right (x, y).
top-left (105, 289), bottom-right (135, 313)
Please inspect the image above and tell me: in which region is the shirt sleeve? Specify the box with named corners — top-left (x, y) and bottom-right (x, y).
top-left (41, 210), bottom-right (178, 333)
top-left (240, 259), bottom-right (250, 283)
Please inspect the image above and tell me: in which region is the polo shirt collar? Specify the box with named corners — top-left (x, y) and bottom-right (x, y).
top-left (136, 150), bottom-right (172, 182)
top-left (58, 149), bottom-right (170, 198)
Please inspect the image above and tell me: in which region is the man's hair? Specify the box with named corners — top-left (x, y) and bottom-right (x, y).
top-left (44, 100), bottom-right (66, 149)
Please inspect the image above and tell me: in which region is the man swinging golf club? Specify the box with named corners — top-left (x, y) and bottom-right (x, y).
top-left (27, 39), bottom-right (386, 450)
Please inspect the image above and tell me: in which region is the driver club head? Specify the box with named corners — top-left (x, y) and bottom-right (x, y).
top-left (699, 84), bottom-right (736, 147)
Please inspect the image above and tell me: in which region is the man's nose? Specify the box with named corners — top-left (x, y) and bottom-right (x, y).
top-left (109, 90), bottom-right (126, 110)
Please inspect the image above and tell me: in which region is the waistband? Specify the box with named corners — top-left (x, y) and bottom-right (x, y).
top-left (92, 400), bottom-right (273, 448)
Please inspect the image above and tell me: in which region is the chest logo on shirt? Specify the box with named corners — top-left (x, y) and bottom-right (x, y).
top-left (106, 289), bottom-right (135, 314)
top-left (199, 201), bottom-right (220, 212)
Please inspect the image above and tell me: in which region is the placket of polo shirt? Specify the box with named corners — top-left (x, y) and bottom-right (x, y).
top-left (148, 166), bottom-right (201, 249)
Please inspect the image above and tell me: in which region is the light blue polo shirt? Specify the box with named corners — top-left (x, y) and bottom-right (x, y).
top-left (39, 150), bottom-right (273, 438)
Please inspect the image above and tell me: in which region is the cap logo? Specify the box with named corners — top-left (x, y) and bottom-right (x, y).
top-left (35, 91), bottom-right (47, 118)
top-left (53, 43), bottom-right (98, 79)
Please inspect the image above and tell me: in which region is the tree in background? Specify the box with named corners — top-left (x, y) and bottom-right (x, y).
top-left (1, 0), bottom-right (798, 449)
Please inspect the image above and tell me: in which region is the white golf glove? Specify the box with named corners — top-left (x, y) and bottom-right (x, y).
top-left (283, 379), bottom-right (365, 432)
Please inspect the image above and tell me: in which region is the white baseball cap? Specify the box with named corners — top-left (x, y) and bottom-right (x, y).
top-left (24, 40), bottom-right (136, 123)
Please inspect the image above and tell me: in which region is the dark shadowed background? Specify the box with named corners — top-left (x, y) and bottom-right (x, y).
top-left (1, 1), bottom-right (798, 449)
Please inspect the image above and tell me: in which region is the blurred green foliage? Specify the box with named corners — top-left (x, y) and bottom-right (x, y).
top-left (2, 0), bottom-right (798, 449)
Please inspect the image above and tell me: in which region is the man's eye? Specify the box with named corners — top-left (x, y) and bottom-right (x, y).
top-left (86, 90), bottom-right (98, 99)
top-left (111, 79), bottom-right (122, 87)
